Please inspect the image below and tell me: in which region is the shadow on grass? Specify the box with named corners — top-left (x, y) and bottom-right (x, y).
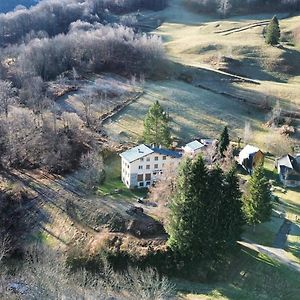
top-left (176, 247), bottom-right (300, 300)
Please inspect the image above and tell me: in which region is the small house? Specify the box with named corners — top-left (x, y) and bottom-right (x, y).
top-left (238, 145), bottom-right (264, 174)
top-left (183, 140), bottom-right (205, 157)
top-left (276, 154), bottom-right (300, 187)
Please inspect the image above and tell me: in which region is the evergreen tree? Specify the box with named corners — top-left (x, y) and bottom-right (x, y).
top-left (218, 126), bottom-right (230, 157)
top-left (265, 16), bottom-right (281, 45)
top-left (167, 156), bottom-right (244, 262)
top-left (222, 168), bottom-right (244, 243)
top-left (167, 156), bottom-right (208, 261)
top-left (243, 164), bottom-right (272, 229)
top-left (143, 101), bottom-right (171, 147)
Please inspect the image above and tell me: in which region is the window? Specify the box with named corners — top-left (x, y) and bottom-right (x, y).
top-left (127, 164), bottom-right (129, 168)
top-left (153, 172), bottom-right (157, 175)
top-left (155, 156), bottom-right (159, 161)
top-left (137, 174), bottom-right (143, 181)
top-left (140, 158), bottom-right (144, 162)
top-left (154, 164), bottom-right (158, 169)
top-left (163, 156), bottom-right (167, 160)
top-left (139, 182), bottom-right (144, 187)
top-left (146, 157), bottom-right (150, 162)
top-left (145, 173), bottom-right (151, 180)
top-left (146, 181), bottom-right (151, 186)
top-left (146, 165), bottom-right (150, 170)
top-left (162, 163), bottom-right (165, 168)
top-left (138, 165), bottom-right (143, 170)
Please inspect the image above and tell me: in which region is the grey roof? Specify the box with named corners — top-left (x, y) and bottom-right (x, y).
top-left (184, 140), bottom-right (205, 151)
top-left (120, 144), bottom-right (153, 163)
top-left (151, 146), bottom-right (182, 158)
top-left (277, 154), bottom-right (299, 171)
top-left (120, 144), bottom-right (182, 163)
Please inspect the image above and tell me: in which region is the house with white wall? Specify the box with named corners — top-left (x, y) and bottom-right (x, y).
top-left (120, 144), bottom-right (182, 189)
top-left (276, 154), bottom-right (300, 187)
top-left (182, 140), bottom-right (205, 157)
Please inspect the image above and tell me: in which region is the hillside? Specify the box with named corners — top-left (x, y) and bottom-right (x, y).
top-left (105, 0), bottom-right (300, 148)
top-left (0, 0), bottom-right (300, 299)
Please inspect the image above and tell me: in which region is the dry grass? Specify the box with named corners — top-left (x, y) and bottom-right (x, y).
top-left (104, 79), bottom-right (267, 144)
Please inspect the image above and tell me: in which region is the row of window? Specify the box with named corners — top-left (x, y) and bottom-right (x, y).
top-left (138, 163), bottom-right (165, 170)
top-left (140, 155), bottom-right (167, 162)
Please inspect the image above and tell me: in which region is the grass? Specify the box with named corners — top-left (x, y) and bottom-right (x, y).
top-left (104, 80), bottom-right (266, 144)
top-left (177, 248), bottom-right (300, 300)
top-left (243, 217), bottom-right (284, 246)
top-left (286, 221), bottom-right (300, 263)
top-left (98, 151), bottom-right (147, 201)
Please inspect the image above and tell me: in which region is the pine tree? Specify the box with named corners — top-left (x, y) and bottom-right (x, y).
top-left (143, 101), bottom-right (171, 147)
top-left (265, 16), bottom-right (281, 45)
top-left (243, 164), bottom-right (272, 229)
top-left (167, 156), bottom-right (208, 261)
top-left (218, 126), bottom-right (230, 157)
top-left (222, 168), bottom-right (244, 243)
top-left (167, 156), bottom-right (244, 262)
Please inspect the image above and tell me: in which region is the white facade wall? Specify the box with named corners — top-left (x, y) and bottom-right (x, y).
top-left (183, 147), bottom-right (203, 157)
top-left (121, 152), bottom-right (180, 189)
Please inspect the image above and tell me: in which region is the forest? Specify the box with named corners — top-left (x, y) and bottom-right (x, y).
top-left (1, 0), bottom-right (300, 299)
top-left (184, 0), bottom-right (300, 16)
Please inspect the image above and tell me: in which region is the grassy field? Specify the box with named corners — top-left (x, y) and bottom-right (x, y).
top-left (178, 248), bottom-right (300, 300)
top-left (105, 80), bottom-right (267, 144)
top-left (106, 2), bottom-right (300, 146)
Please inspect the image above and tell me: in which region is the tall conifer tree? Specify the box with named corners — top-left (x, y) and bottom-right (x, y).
top-left (243, 164), bottom-right (272, 229)
top-left (265, 16), bottom-right (281, 45)
top-left (168, 156), bottom-right (244, 262)
top-left (218, 126), bottom-right (230, 157)
top-left (143, 101), bottom-right (171, 147)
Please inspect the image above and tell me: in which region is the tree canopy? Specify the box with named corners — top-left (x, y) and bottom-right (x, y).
top-left (167, 155), bottom-right (244, 262)
top-left (265, 16), bottom-right (281, 45)
top-left (243, 164), bottom-right (272, 227)
top-left (218, 126), bottom-right (230, 157)
top-left (143, 101), bottom-right (171, 147)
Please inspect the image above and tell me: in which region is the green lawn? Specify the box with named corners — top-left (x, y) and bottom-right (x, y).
top-left (177, 248), bottom-right (300, 300)
top-left (243, 217), bottom-right (284, 246)
top-left (242, 155), bottom-right (300, 263)
top-left (97, 151), bottom-right (147, 201)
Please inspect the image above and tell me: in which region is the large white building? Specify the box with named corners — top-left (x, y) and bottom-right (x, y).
top-left (120, 144), bottom-right (182, 189)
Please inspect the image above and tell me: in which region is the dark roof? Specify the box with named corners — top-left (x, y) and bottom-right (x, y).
top-left (150, 146), bottom-right (182, 159)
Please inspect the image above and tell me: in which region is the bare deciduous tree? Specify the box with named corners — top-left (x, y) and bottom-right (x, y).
top-left (0, 234), bottom-right (11, 263)
top-left (0, 80), bottom-right (16, 118)
top-left (80, 149), bottom-right (105, 190)
top-left (244, 121), bottom-right (253, 144)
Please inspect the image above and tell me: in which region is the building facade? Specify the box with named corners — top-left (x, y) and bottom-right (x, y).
top-left (120, 144), bottom-right (182, 189)
top-left (276, 154), bottom-right (300, 187)
top-left (238, 145), bottom-right (264, 174)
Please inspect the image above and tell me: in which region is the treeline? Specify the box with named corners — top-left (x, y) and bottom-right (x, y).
top-left (184, 0), bottom-right (300, 16)
top-left (14, 24), bottom-right (165, 81)
top-left (0, 0), bottom-right (168, 46)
